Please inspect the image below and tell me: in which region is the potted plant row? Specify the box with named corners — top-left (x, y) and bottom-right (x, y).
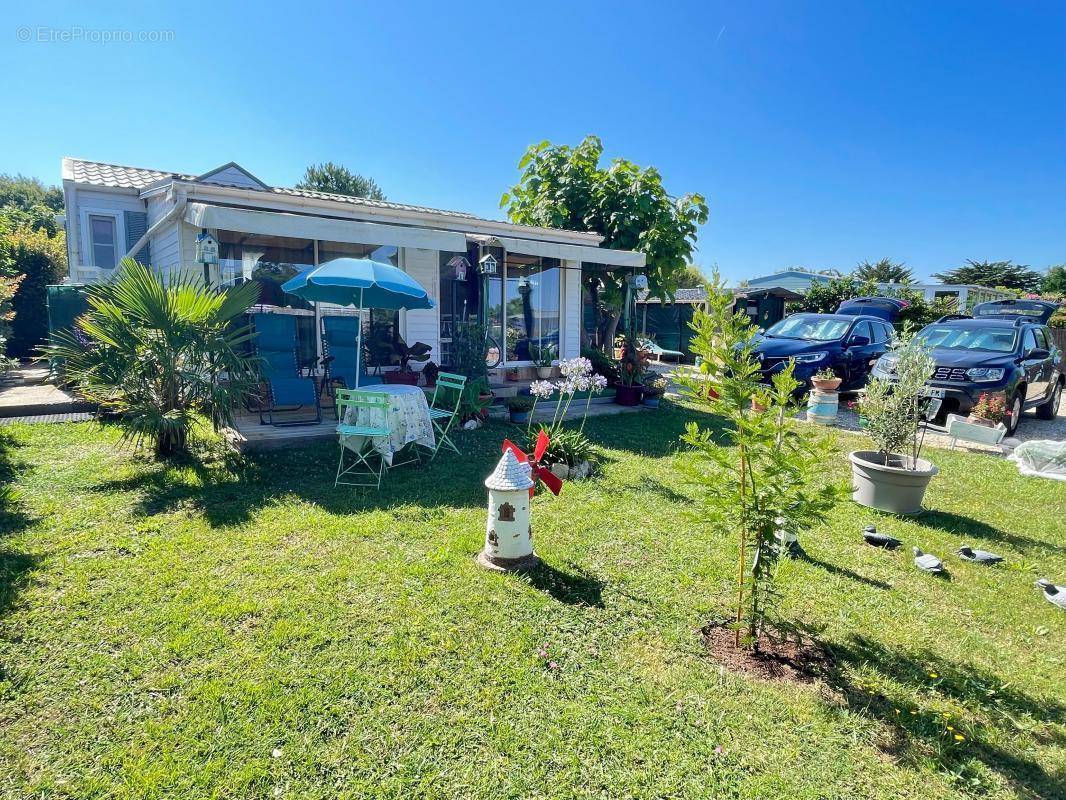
top-left (849, 333), bottom-right (938, 515)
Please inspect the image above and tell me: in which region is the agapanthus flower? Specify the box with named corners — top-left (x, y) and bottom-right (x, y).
top-left (529, 380), bottom-right (556, 399)
top-left (590, 374), bottom-right (608, 391)
top-left (559, 357), bottom-right (593, 379)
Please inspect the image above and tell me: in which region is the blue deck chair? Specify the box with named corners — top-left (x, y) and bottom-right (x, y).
top-left (335, 389), bottom-right (392, 489)
top-left (320, 315), bottom-right (383, 404)
top-left (252, 313), bottom-right (322, 426)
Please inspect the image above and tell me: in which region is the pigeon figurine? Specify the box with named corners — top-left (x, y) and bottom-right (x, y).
top-left (1036, 579), bottom-right (1066, 610)
top-left (863, 524), bottom-right (902, 550)
top-left (913, 547), bottom-right (945, 575)
top-left (956, 546), bottom-right (1003, 565)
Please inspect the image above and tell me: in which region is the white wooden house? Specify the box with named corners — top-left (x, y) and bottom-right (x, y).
top-left (60, 157), bottom-right (645, 372)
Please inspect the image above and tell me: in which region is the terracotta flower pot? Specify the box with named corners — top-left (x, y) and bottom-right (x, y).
top-left (384, 371), bottom-right (420, 386)
top-left (811, 377), bottom-right (842, 392)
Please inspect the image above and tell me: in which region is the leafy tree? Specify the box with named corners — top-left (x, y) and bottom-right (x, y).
top-left (296, 162), bottom-right (386, 201)
top-left (502, 136), bottom-right (708, 347)
top-left (852, 258), bottom-right (913, 284)
top-left (46, 260), bottom-right (261, 458)
top-left (679, 275), bottom-right (843, 649)
top-left (933, 260), bottom-right (1043, 293)
top-left (0, 174), bottom-right (63, 236)
top-left (677, 264), bottom-right (711, 290)
top-left (0, 220), bottom-right (23, 370)
top-left (1041, 265), bottom-right (1066, 296)
top-left (1, 225), bottom-right (66, 358)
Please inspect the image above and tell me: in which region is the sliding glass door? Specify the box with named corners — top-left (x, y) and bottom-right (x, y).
top-left (481, 251), bottom-right (561, 365)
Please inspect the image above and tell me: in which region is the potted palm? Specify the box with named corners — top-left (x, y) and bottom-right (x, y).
top-left (849, 334), bottom-right (938, 514)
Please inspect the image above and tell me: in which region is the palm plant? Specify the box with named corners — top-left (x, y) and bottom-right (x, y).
top-left (46, 259), bottom-right (261, 458)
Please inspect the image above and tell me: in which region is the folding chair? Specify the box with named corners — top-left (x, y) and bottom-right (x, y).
top-left (320, 315), bottom-right (383, 405)
top-left (252, 313), bottom-right (322, 426)
top-left (423, 371), bottom-right (466, 460)
top-left (334, 389), bottom-right (392, 489)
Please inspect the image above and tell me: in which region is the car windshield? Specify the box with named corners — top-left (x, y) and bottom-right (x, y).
top-left (764, 315), bottom-right (851, 341)
top-left (915, 325), bottom-right (1017, 353)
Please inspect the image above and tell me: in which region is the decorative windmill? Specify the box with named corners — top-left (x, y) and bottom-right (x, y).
top-left (501, 430), bottom-right (563, 498)
top-left (478, 449), bottom-right (539, 571)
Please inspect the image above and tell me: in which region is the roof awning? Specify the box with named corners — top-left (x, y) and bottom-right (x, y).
top-left (468, 234), bottom-right (645, 268)
top-left (184, 202), bottom-right (468, 252)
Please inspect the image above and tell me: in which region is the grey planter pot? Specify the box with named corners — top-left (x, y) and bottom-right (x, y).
top-left (848, 450), bottom-right (938, 515)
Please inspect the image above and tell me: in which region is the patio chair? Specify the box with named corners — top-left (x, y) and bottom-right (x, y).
top-left (422, 371), bottom-right (466, 460)
top-left (637, 336), bottom-right (685, 363)
top-left (335, 388), bottom-right (392, 489)
top-left (252, 313), bottom-right (322, 427)
top-left (320, 315), bottom-right (383, 403)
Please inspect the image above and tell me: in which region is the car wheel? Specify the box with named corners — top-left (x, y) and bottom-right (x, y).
top-left (1006, 390), bottom-right (1024, 435)
top-left (1036, 379), bottom-right (1063, 421)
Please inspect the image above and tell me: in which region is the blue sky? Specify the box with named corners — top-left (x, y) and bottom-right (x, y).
top-left (2, 1), bottom-right (1063, 283)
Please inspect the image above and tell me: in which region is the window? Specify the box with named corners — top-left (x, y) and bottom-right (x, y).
top-left (88, 214), bottom-right (118, 268)
top-left (1022, 329), bottom-right (1038, 355)
top-left (484, 250), bottom-right (562, 362)
top-left (217, 231), bottom-right (315, 308)
top-left (1035, 328), bottom-right (1051, 350)
top-left (439, 250), bottom-right (480, 367)
top-left (850, 321), bottom-right (874, 343)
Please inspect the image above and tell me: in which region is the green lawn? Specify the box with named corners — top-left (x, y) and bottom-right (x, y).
top-left (0, 403), bottom-right (1063, 799)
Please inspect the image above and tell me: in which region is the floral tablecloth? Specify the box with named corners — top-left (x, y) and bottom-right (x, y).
top-left (340, 384), bottom-right (435, 465)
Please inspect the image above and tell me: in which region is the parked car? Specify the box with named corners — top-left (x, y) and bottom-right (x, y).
top-left (870, 299), bottom-right (1063, 435)
top-left (752, 308), bottom-right (897, 392)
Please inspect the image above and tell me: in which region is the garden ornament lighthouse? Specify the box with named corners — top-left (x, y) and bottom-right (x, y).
top-left (478, 449), bottom-right (538, 571)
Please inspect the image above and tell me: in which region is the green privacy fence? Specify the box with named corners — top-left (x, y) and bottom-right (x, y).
top-left (640, 303), bottom-right (697, 358)
top-left (46, 284), bottom-right (90, 344)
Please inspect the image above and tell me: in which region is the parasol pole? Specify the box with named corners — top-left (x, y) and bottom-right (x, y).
top-left (355, 287), bottom-right (363, 388)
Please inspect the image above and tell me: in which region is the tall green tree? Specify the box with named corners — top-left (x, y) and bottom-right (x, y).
top-left (0, 175), bottom-right (64, 236)
top-left (677, 264), bottom-right (711, 290)
top-left (853, 258), bottom-right (913, 284)
top-left (933, 260), bottom-right (1043, 292)
top-left (1041, 265), bottom-right (1066, 296)
top-left (296, 162), bottom-right (386, 201)
top-left (501, 136), bottom-right (708, 347)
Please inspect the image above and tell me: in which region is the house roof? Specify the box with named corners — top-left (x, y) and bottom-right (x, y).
top-left (747, 270), bottom-right (833, 285)
top-left (63, 157), bottom-right (492, 223)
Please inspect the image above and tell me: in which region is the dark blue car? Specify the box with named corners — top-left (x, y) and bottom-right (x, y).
top-left (752, 305), bottom-right (898, 391)
top-left (872, 299), bottom-right (1063, 434)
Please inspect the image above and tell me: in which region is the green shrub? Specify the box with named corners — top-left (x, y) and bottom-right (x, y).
top-left (2, 226), bottom-right (66, 358)
top-left (505, 394), bottom-right (535, 412)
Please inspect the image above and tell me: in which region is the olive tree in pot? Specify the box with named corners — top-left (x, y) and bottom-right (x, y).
top-left (850, 333), bottom-right (938, 514)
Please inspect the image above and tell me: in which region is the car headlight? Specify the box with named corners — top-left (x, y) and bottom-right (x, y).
top-left (873, 357), bottom-right (898, 376)
top-left (791, 351), bottom-right (827, 365)
top-left (966, 367), bottom-right (1005, 382)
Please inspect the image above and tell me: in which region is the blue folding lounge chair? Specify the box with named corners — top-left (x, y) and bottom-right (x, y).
top-left (320, 315), bottom-right (383, 401)
top-left (252, 313), bottom-right (322, 426)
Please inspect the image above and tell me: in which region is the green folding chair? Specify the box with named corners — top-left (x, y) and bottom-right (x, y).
top-left (424, 371), bottom-right (466, 460)
top-left (335, 389), bottom-right (392, 489)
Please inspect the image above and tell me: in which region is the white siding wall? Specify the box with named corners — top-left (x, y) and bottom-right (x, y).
top-left (402, 247), bottom-right (440, 363)
top-left (146, 194), bottom-right (180, 271)
top-left (69, 187), bottom-right (144, 281)
top-left (198, 165), bottom-right (265, 189)
top-left (562, 259), bottom-right (582, 358)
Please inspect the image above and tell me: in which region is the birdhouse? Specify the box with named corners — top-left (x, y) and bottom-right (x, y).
top-left (446, 255), bottom-right (469, 282)
top-left (477, 449), bottom-right (538, 571)
top-left (478, 253), bottom-right (498, 276)
top-left (194, 230), bottom-right (219, 265)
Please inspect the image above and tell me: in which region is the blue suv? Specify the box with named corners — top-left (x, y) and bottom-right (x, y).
top-left (871, 299), bottom-right (1063, 434)
top-left (752, 298), bottom-right (901, 391)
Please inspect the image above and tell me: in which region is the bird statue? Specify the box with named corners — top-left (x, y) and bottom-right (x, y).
top-left (956, 545), bottom-right (1003, 565)
top-left (913, 547), bottom-right (945, 575)
top-left (1036, 579), bottom-right (1066, 610)
top-left (863, 524), bottom-right (902, 549)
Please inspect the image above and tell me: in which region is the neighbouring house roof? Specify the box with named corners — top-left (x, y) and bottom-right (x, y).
top-left (637, 287), bottom-right (709, 304)
top-left (747, 270), bottom-right (833, 285)
top-left (734, 286), bottom-right (805, 301)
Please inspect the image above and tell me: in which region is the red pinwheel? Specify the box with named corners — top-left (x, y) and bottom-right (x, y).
top-left (501, 430), bottom-right (563, 497)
